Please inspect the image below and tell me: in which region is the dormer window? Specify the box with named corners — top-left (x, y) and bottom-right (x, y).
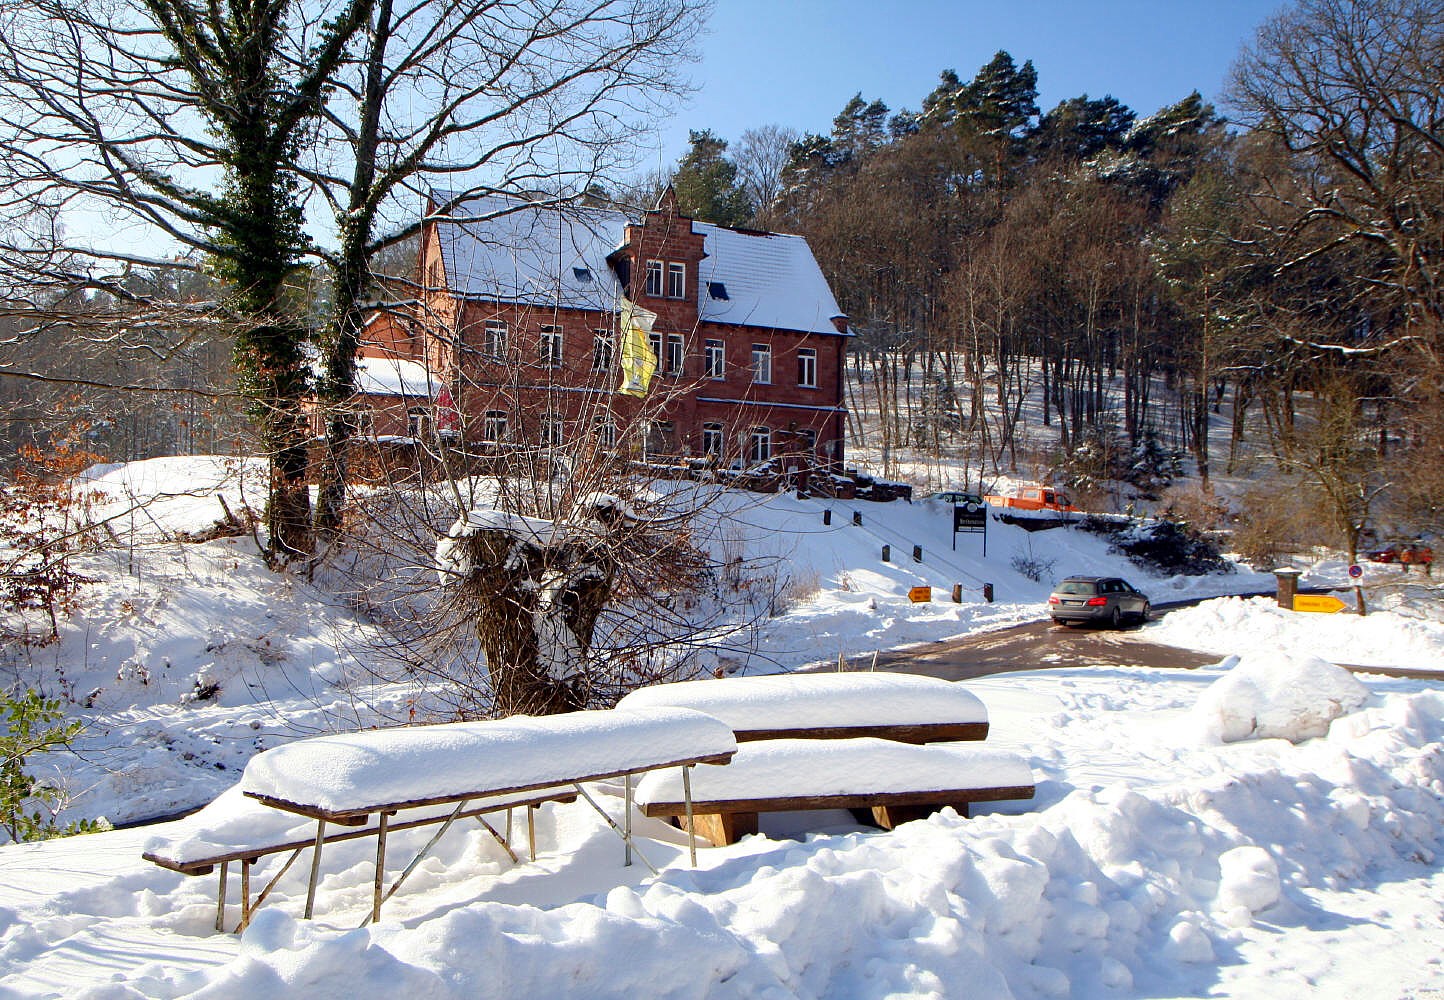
top-left (707, 281), bottom-right (729, 300)
top-left (573, 266), bottom-right (592, 283)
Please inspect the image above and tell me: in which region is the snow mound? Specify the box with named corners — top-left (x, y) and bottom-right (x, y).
top-left (1215, 845), bottom-right (1280, 916)
top-left (1192, 652), bottom-right (1369, 744)
top-left (1147, 595), bottom-right (1444, 671)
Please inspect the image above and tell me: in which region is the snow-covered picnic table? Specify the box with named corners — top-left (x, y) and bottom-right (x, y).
top-left (619, 672), bottom-right (1032, 844)
top-left (615, 670), bottom-right (990, 742)
top-left (143, 707), bottom-right (736, 929)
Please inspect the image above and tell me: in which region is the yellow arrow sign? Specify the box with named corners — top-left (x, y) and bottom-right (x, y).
top-left (1293, 594), bottom-right (1349, 614)
top-left (908, 586), bottom-right (932, 603)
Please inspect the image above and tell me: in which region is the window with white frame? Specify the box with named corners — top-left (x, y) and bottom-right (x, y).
top-left (648, 332), bottom-right (663, 366)
top-left (799, 428), bottom-right (817, 456)
top-left (645, 259), bottom-right (664, 297)
top-left (666, 334), bottom-right (684, 375)
top-left (542, 415), bottom-right (565, 446)
top-left (593, 415), bottom-right (616, 449)
top-left (748, 426), bottom-right (771, 464)
top-left (483, 319), bottom-right (507, 356)
top-left (592, 329), bottom-right (613, 371)
top-left (705, 339), bottom-right (724, 379)
top-left (701, 422), bottom-right (724, 457)
top-left (751, 343), bottom-right (772, 384)
top-left (407, 407), bottom-right (429, 439)
top-left (540, 325), bottom-right (563, 368)
top-left (797, 347), bottom-right (817, 388)
top-left (482, 410), bottom-right (509, 442)
top-left (666, 261), bottom-right (686, 299)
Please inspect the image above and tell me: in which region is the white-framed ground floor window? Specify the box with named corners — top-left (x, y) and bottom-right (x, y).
top-left (748, 425), bottom-right (771, 464)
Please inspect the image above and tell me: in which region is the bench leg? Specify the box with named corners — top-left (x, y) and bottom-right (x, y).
top-left (624, 773), bottom-right (633, 868)
top-left (372, 811), bottom-right (389, 926)
top-left (304, 819), bottom-right (328, 920)
top-left (682, 811), bottom-right (757, 847)
top-left (216, 862), bottom-right (228, 933)
top-left (681, 765), bottom-right (698, 868)
top-left (239, 859), bottom-right (252, 931)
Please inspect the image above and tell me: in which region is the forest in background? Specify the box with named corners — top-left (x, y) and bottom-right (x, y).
top-left (0, 0), bottom-right (1440, 567)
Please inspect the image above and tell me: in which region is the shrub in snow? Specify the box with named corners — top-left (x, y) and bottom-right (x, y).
top-left (1082, 516), bottom-right (1232, 576)
top-left (1193, 652), bottom-right (1369, 744)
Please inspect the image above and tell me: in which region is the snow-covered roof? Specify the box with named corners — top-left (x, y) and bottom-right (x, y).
top-left (356, 355), bottom-right (438, 398)
top-left (430, 193), bottom-right (847, 336)
top-left (692, 221), bottom-right (847, 336)
top-left (240, 707), bottom-right (736, 816)
top-left (431, 193), bottom-right (626, 311)
top-left (617, 671), bottom-right (988, 731)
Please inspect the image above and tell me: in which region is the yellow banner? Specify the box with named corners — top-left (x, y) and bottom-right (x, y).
top-left (616, 297), bottom-right (658, 397)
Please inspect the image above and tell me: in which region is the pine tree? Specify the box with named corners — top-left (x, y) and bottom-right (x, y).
top-left (672, 130), bottom-right (753, 227)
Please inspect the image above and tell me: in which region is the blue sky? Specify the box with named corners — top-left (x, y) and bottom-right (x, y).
top-left (643, 0), bottom-right (1283, 167)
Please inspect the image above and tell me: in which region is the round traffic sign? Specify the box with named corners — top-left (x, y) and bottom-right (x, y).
top-left (1348, 564), bottom-right (1363, 579)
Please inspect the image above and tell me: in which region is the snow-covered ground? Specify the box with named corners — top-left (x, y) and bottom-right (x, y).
top-left (1, 455), bottom-right (1442, 998)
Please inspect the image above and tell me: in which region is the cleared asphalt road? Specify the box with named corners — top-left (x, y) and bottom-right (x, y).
top-left (846, 597), bottom-right (1436, 681)
top-left (847, 615), bottom-right (1214, 681)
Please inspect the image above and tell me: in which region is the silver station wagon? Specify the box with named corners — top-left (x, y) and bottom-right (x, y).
top-left (1048, 576), bottom-right (1150, 628)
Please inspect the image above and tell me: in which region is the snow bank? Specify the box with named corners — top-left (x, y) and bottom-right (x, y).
top-left (1193, 652), bottom-right (1370, 744)
top-left (635, 737), bottom-right (1033, 805)
top-left (241, 708), bottom-right (736, 814)
top-left (131, 687), bottom-right (1444, 1000)
top-left (616, 671), bottom-right (987, 730)
top-left (1148, 596), bottom-right (1444, 671)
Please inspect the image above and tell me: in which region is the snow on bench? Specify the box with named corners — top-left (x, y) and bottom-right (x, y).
top-left (635, 737), bottom-right (1035, 846)
top-left (144, 707), bottom-right (736, 929)
top-left (615, 671), bottom-right (990, 743)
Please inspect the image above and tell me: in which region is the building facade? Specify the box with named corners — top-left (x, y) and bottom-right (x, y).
top-left (400, 188), bottom-right (850, 471)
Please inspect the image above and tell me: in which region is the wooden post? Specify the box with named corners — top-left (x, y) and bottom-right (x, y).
top-left (881, 544), bottom-right (890, 562)
top-left (852, 511), bottom-right (862, 526)
top-left (951, 584), bottom-right (962, 603)
top-left (372, 811), bottom-right (389, 925)
top-left (823, 509), bottom-right (832, 525)
top-left (623, 773), bottom-right (633, 868)
top-left (682, 765), bottom-right (698, 868)
top-left (239, 859), bottom-right (252, 931)
top-left (912, 544), bottom-right (922, 563)
top-left (983, 582), bottom-right (994, 603)
top-left (216, 861), bottom-right (228, 932)
top-left (1273, 567), bottom-right (1302, 609)
top-left (304, 819), bottom-right (327, 920)
top-left (527, 804), bottom-right (538, 861)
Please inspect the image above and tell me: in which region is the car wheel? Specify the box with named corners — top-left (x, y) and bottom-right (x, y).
top-left (1137, 601), bottom-right (1151, 623)
top-left (1110, 606), bottom-right (1122, 629)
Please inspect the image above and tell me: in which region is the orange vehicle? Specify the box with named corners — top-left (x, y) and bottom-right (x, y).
top-left (982, 485), bottom-right (1080, 513)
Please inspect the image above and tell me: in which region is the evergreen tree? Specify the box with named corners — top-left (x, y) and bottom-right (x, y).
top-left (1032, 94), bottom-right (1135, 163)
top-left (672, 129), bottom-right (753, 227)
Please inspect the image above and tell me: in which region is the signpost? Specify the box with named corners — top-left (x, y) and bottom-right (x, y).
top-left (951, 500), bottom-right (987, 556)
top-left (1292, 594), bottom-right (1349, 614)
top-left (908, 586), bottom-right (932, 603)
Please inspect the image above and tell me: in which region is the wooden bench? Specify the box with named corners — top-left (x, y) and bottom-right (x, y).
top-left (635, 737), bottom-right (1035, 845)
top-left (618, 672), bottom-right (1033, 845)
top-left (144, 706), bottom-right (736, 929)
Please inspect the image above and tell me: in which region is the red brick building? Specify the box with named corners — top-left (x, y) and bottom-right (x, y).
top-left (403, 188), bottom-right (850, 470)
